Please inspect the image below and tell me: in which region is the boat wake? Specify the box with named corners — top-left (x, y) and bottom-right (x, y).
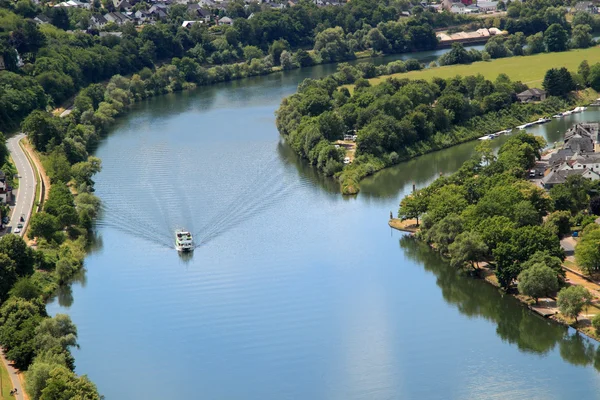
top-left (96, 152), bottom-right (298, 250)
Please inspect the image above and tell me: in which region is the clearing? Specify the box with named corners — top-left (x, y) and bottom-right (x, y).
top-left (360, 47), bottom-right (600, 88)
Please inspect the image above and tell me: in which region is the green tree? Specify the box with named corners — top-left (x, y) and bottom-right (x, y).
top-left (424, 213), bottom-right (463, 254)
top-left (592, 314), bottom-right (600, 333)
top-left (578, 60), bottom-right (591, 83)
top-left (589, 63), bottom-right (600, 91)
top-left (43, 149), bottom-right (71, 184)
top-left (29, 212), bottom-right (60, 241)
top-left (571, 24), bottom-right (594, 49)
top-left (0, 298), bottom-right (45, 369)
top-left (544, 23), bottom-right (569, 52)
top-left (517, 264), bottom-right (559, 303)
top-left (0, 253), bottom-right (16, 302)
top-left (543, 67), bottom-right (575, 97)
top-left (21, 111), bottom-right (60, 152)
top-left (526, 32), bottom-right (545, 55)
top-left (9, 277), bottom-right (42, 301)
top-left (0, 234), bottom-right (35, 277)
top-left (557, 285), bottom-right (592, 322)
top-left (40, 365), bottom-right (100, 400)
top-left (575, 228), bottom-right (600, 274)
top-left (544, 210), bottom-right (572, 237)
top-left (448, 231), bottom-right (488, 269)
top-left (242, 46), bottom-right (263, 61)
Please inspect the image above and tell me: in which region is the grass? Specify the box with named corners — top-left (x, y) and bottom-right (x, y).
top-left (355, 47), bottom-right (600, 88)
top-left (0, 360), bottom-right (12, 399)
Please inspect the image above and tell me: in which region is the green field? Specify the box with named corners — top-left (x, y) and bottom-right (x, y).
top-left (364, 47), bottom-right (600, 86)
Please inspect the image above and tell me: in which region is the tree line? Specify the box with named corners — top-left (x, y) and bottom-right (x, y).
top-left (398, 133), bottom-right (600, 326)
top-left (276, 65), bottom-right (571, 194)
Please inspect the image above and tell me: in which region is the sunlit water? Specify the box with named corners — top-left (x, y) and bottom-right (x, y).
top-left (46, 53), bottom-right (600, 399)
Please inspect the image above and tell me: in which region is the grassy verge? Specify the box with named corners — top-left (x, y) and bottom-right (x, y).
top-left (352, 47), bottom-right (600, 89)
top-left (19, 139), bottom-right (42, 216)
top-left (0, 359), bottom-right (12, 399)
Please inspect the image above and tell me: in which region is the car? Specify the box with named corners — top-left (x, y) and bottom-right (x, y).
top-left (343, 157), bottom-right (351, 164)
top-left (13, 228), bottom-right (21, 233)
top-left (529, 169), bottom-right (536, 178)
top-left (17, 223), bottom-right (23, 229)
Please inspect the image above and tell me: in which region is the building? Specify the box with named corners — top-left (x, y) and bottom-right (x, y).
top-left (563, 123), bottom-right (599, 153)
top-left (104, 11), bottom-right (131, 24)
top-left (53, 0), bottom-right (90, 8)
top-left (217, 16), bottom-right (233, 25)
top-left (573, 1), bottom-right (597, 14)
top-left (182, 20), bottom-right (204, 27)
top-left (516, 88), bottom-right (547, 102)
top-left (541, 168), bottom-right (600, 189)
top-left (476, 0), bottom-right (498, 12)
top-left (113, 0), bottom-right (133, 10)
top-left (34, 14), bottom-right (51, 24)
top-left (187, 4), bottom-right (211, 22)
top-left (90, 14), bottom-right (108, 28)
top-left (0, 171), bottom-right (11, 203)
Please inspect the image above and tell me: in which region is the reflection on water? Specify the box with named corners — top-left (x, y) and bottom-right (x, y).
top-left (400, 236), bottom-right (600, 368)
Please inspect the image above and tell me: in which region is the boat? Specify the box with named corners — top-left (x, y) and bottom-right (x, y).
top-left (535, 117), bottom-right (551, 124)
top-left (175, 229), bottom-right (194, 252)
top-left (572, 106), bottom-right (587, 113)
top-left (552, 114), bottom-right (563, 119)
top-left (562, 110), bottom-right (573, 116)
top-left (478, 135), bottom-right (493, 140)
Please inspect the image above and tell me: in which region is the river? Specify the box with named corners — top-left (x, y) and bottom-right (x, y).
top-left (46, 52), bottom-right (600, 399)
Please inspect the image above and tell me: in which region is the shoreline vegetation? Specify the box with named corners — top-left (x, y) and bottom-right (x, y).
top-left (0, 0), bottom-right (600, 396)
top-left (276, 53), bottom-right (599, 195)
top-left (396, 132), bottom-right (600, 343)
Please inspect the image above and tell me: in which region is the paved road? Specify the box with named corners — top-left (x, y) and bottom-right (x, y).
top-left (6, 134), bottom-right (36, 238)
top-left (0, 348), bottom-right (24, 400)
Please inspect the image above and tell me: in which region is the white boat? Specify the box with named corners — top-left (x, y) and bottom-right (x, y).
top-left (516, 124), bottom-right (528, 130)
top-left (563, 110), bottom-right (573, 116)
top-left (572, 106), bottom-right (587, 113)
top-left (175, 229), bottom-right (194, 252)
top-left (478, 135), bottom-right (492, 140)
top-left (552, 114), bottom-right (562, 119)
top-left (535, 117), bottom-right (551, 124)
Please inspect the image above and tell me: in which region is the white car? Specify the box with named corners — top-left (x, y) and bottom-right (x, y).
top-left (343, 157), bottom-right (351, 164)
top-left (14, 228), bottom-right (21, 233)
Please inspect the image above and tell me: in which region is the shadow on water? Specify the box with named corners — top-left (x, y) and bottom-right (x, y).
top-left (276, 140), bottom-right (340, 195)
top-left (400, 235), bottom-right (600, 368)
top-left (48, 268), bottom-right (87, 308)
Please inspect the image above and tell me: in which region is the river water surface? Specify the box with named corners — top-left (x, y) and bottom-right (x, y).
top-left (46, 54), bottom-right (600, 399)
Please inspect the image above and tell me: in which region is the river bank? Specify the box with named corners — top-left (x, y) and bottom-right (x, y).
top-left (389, 219), bottom-right (600, 342)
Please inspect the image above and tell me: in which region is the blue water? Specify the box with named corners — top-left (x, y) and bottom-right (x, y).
top-left (46, 56), bottom-right (600, 399)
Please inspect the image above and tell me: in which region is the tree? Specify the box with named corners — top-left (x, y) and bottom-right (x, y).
top-left (544, 23), bottom-right (569, 52)
top-left (588, 63), bottom-right (600, 91)
top-left (544, 210), bottom-right (572, 237)
top-left (0, 298), bottom-right (45, 369)
top-left (367, 28), bottom-right (390, 52)
top-left (9, 277), bottom-right (41, 301)
top-left (557, 285), bottom-right (592, 322)
top-left (590, 196), bottom-right (600, 215)
top-left (526, 32), bottom-right (545, 55)
top-left (592, 314), bottom-right (600, 333)
top-left (21, 111), bottom-right (60, 152)
top-left (280, 50), bottom-right (295, 70)
top-left (448, 231), bottom-right (488, 269)
top-left (578, 60), bottom-right (591, 84)
top-left (269, 39), bottom-right (290, 66)
top-left (40, 365), bottom-right (100, 400)
top-left (398, 190), bottom-right (428, 226)
top-left (293, 49), bottom-right (313, 67)
top-left (28, 212), bottom-right (60, 241)
top-left (0, 253), bottom-right (16, 303)
top-left (543, 67), bottom-right (575, 97)
top-left (0, 234), bottom-right (35, 277)
top-left (34, 314), bottom-right (78, 356)
top-left (242, 46), bottom-right (263, 61)
top-left (517, 264), bottom-right (559, 303)
top-left (570, 24), bottom-right (594, 49)
top-left (575, 228), bottom-right (600, 274)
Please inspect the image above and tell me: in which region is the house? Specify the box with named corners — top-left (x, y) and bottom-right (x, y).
top-left (442, 0), bottom-right (463, 10)
top-left (477, 0), bottom-right (497, 12)
top-left (99, 31), bottom-right (123, 37)
top-left (0, 171), bottom-right (11, 203)
top-left (199, 0), bottom-right (216, 6)
top-left (90, 14), bottom-right (108, 28)
top-left (516, 88), bottom-right (547, 102)
top-left (217, 16), bottom-right (233, 25)
top-left (187, 4), bottom-right (211, 22)
top-left (132, 10), bottom-right (150, 23)
top-left (542, 168), bottom-right (600, 189)
top-left (182, 20), bottom-right (204, 27)
top-left (104, 11), bottom-right (131, 24)
top-left (34, 14), bottom-right (51, 24)
top-left (113, 0), bottom-right (133, 10)
top-left (54, 0), bottom-right (90, 8)
top-left (450, 3), bottom-right (469, 13)
top-left (148, 4), bottom-right (169, 19)
top-left (573, 1), bottom-right (597, 13)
